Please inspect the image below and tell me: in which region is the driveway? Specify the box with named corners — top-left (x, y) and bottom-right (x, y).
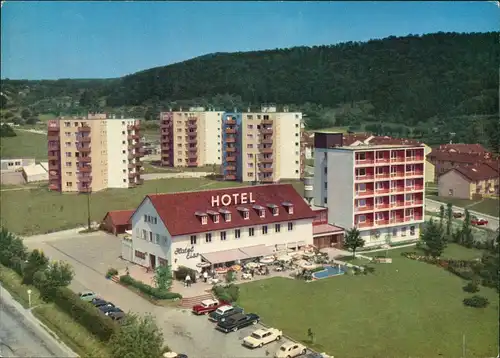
top-left (23, 231), bottom-right (312, 358)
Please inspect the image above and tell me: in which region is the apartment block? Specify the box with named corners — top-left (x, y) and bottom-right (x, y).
top-left (222, 107), bottom-right (304, 183)
top-left (160, 108), bottom-right (224, 167)
top-left (313, 132), bottom-right (425, 247)
top-left (47, 114), bottom-right (144, 193)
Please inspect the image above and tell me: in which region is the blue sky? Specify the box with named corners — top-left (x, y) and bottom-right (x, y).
top-left (1, 1), bottom-right (498, 80)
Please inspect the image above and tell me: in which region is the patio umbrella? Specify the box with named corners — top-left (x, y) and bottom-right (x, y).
top-left (196, 262), bottom-right (211, 268)
top-left (277, 255), bottom-right (293, 262)
top-left (245, 262), bottom-right (259, 269)
top-left (259, 256), bottom-right (275, 264)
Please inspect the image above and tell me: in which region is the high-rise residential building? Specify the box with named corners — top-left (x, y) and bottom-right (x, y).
top-left (47, 114), bottom-right (144, 193)
top-left (159, 108), bottom-right (224, 168)
top-left (222, 106), bottom-right (304, 183)
top-left (313, 132), bottom-right (425, 247)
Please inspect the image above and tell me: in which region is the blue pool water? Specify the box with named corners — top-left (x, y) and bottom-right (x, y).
top-left (312, 265), bottom-right (345, 279)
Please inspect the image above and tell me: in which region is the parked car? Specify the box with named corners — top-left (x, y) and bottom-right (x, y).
top-left (192, 299), bottom-right (229, 315)
top-left (100, 305), bottom-right (122, 314)
top-left (274, 342), bottom-right (307, 358)
top-left (97, 303), bottom-right (117, 313)
top-left (106, 311), bottom-right (126, 321)
top-left (90, 298), bottom-right (109, 307)
top-left (162, 352), bottom-right (188, 358)
top-left (452, 212), bottom-right (463, 218)
top-left (243, 327), bottom-right (282, 348)
top-left (79, 291), bottom-right (97, 302)
top-left (208, 305), bottom-right (243, 322)
top-left (471, 217), bottom-right (488, 226)
top-left (216, 313), bottom-right (259, 333)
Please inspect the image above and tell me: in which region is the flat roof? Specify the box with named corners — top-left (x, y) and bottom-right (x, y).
top-left (326, 144), bottom-right (422, 151)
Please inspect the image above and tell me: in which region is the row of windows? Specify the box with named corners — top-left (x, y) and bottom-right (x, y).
top-left (190, 222), bottom-right (294, 245)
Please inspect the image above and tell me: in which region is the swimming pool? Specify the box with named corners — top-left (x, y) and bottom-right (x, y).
top-left (312, 265), bottom-right (345, 280)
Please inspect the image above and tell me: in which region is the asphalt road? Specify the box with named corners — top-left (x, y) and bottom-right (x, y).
top-left (0, 285), bottom-right (76, 358)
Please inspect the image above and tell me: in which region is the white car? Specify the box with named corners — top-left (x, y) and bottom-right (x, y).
top-left (275, 342), bottom-right (307, 358)
top-left (243, 327), bottom-right (282, 348)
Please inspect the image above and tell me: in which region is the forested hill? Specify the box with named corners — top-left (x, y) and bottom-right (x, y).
top-left (1, 32), bottom-right (498, 130)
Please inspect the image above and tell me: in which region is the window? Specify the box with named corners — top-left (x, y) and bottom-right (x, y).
top-left (213, 214), bottom-right (219, 224)
top-left (249, 227), bottom-right (255, 236)
top-left (220, 231), bottom-right (227, 241)
top-left (375, 197), bottom-right (384, 205)
top-left (324, 197), bottom-right (328, 204)
top-left (376, 151), bottom-right (384, 159)
top-left (324, 167), bottom-right (327, 174)
top-left (205, 233), bottom-right (212, 243)
top-left (235, 229), bottom-right (241, 239)
top-left (142, 229), bottom-right (147, 239)
top-left (376, 212), bottom-right (384, 220)
top-left (190, 235), bottom-right (197, 245)
top-left (224, 213), bottom-right (231, 222)
top-left (272, 207), bottom-right (278, 216)
top-left (358, 152), bottom-right (366, 160)
top-left (358, 199), bottom-right (366, 207)
top-left (357, 183), bottom-right (366, 192)
top-left (66, 182), bottom-right (72, 187)
top-left (247, 153), bottom-right (253, 159)
top-left (401, 227), bottom-right (407, 236)
top-left (295, 142), bottom-right (299, 146)
top-left (247, 144), bottom-right (253, 149)
top-left (376, 167), bottom-right (384, 175)
top-left (410, 226), bottom-right (416, 236)
top-left (247, 134), bottom-right (254, 139)
top-left (357, 168), bottom-right (366, 176)
top-left (149, 231), bottom-right (153, 242)
top-left (324, 182), bottom-right (328, 189)
top-left (247, 124), bottom-right (253, 129)
top-left (135, 250), bottom-right (146, 259)
top-left (262, 225), bottom-right (268, 235)
top-left (243, 211), bottom-right (250, 220)
top-left (201, 216), bottom-right (208, 225)
top-left (392, 228), bottom-right (398, 236)
top-left (259, 209), bottom-right (265, 218)
top-left (358, 215), bottom-right (366, 223)
top-left (155, 234), bottom-right (160, 244)
top-left (287, 222), bottom-right (294, 231)
top-left (65, 152), bottom-right (72, 157)
top-left (275, 224), bottom-right (281, 232)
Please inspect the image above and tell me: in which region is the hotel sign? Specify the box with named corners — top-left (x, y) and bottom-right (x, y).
top-left (211, 192), bottom-right (256, 207)
top-left (174, 246), bottom-right (199, 260)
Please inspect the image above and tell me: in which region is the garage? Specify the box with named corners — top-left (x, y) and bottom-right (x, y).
top-left (101, 210), bottom-right (134, 235)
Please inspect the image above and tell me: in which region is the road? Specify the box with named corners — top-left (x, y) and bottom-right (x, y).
top-left (426, 199), bottom-right (499, 232)
top-left (24, 232), bottom-right (315, 358)
top-left (0, 285), bottom-right (77, 358)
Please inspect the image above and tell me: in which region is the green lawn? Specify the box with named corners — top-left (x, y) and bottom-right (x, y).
top-left (0, 130), bottom-right (47, 160)
top-left (0, 178), bottom-right (246, 235)
top-left (238, 245), bottom-right (498, 358)
top-left (427, 196), bottom-right (499, 217)
top-left (142, 162), bottom-right (221, 174)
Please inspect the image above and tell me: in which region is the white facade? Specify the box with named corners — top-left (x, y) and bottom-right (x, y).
top-left (1, 158), bottom-right (35, 172)
top-left (201, 111), bottom-right (224, 165)
top-left (276, 113), bottom-right (302, 180)
top-left (128, 197), bottom-right (314, 271)
top-left (22, 164), bottom-right (48, 182)
top-left (105, 118), bottom-right (139, 188)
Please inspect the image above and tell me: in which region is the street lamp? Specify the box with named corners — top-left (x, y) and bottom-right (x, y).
top-left (27, 289), bottom-right (32, 308)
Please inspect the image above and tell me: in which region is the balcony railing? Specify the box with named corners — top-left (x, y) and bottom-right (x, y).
top-left (78, 146), bottom-right (91, 153)
top-left (127, 124), bottom-right (140, 131)
top-left (262, 138), bottom-right (273, 144)
top-left (390, 172), bottom-right (405, 178)
top-left (390, 157), bottom-right (405, 162)
top-left (48, 154), bottom-right (59, 161)
top-left (405, 200), bottom-right (424, 206)
top-left (226, 137), bottom-right (236, 143)
top-left (48, 163), bottom-right (60, 171)
top-left (405, 186), bottom-right (424, 192)
top-left (390, 187), bottom-right (405, 193)
top-left (49, 174), bottom-right (59, 180)
top-left (134, 142), bottom-right (143, 149)
top-left (128, 172), bottom-right (136, 178)
top-left (187, 137), bottom-right (198, 144)
top-left (260, 128), bottom-right (273, 135)
top-left (375, 174), bottom-right (390, 179)
top-left (355, 159), bottom-right (375, 165)
top-left (260, 147), bottom-right (273, 154)
top-left (225, 174), bottom-right (236, 180)
top-left (187, 162), bottom-right (198, 167)
top-left (78, 126), bottom-right (91, 133)
top-left (226, 147), bottom-right (236, 153)
top-left (135, 149), bottom-right (144, 157)
top-left (78, 175), bottom-right (92, 182)
top-left (390, 218), bottom-right (405, 224)
top-left (355, 206), bottom-right (374, 212)
top-left (375, 158), bottom-right (390, 164)
top-left (226, 119), bottom-right (236, 125)
top-left (374, 204), bottom-right (390, 210)
top-left (355, 190), bottom-right (374, 197)
top-left (260, 167), bottom-right (273, 173)
top-left (47, 136), bottom-right (59, 141)
top-left (406, 171), bottom-right (424, 177)
top-left (77, 156), bottom-right (91, 163)
top-left (225, 128), bottom-right (237, 134)
top-left (261, 119), bottom-right (273, 125)
top-left (261, 157), bottom-right (273, 163)
top-left (226, 156), bottom-right (236, 162)
top-left (188, 153), bottom-right (198, 159)
top-left (79, 136), bottom-right (91, 143)
top-left (225, 165), bottom-right (236, 171)
top-left (261, 177), bottom-right (274, 183)
top-left (406, 156), bottom-right (424, 162)
top-left (355, 175), bottom-right (374, 181)
top-left (374, 219), bottom-right (390, 225)
top-left (187, 124), bottom-right (197, 130)
top-left (405, 216), bottom-right (423, 222)
top-left (356, 222), bottom-right (374, 228)
top-left (78, 165), bottom-right (92, 173)
top-left (374, 188), bottom-right (390, 194)
top-left (390, 202), bottom-right (405, 208)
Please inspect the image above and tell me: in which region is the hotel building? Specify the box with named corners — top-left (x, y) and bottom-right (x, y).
top-left (313, 132), bottom-right (425, 246)
top-left (159, 108), bottom-right (224, 168)
top-left (47, 114), bottom-right (144, 192)
top-left (121, 184), bottom-right (343, 271)
top-left (222, 106), bottom-right (304, 183)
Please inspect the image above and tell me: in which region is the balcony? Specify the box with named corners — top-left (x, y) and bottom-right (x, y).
top-left (225, 147), bottom-right (236, 153)
top-left (375, 174), bottom-right (390, 180)
top-left (187, 124), bottom-right (198, 130)
top-left (49, 174), bottom-right (59, 180)
top-left (260, 128), bottom-right (273, 135)
top-left (355, 159), bottom-right (375, 166)
top-left (356, 221), bottom-right (374, 228)
top-left (127, 124), bottom-right (140, 131)
top-left (78, 146), bottom-right (91, 153)
top-left (261, 157), bottom-right (273, 164)
top-left (375, 158), bottom-right (390, 164)
top-left (78, 175), bottom-right (92, 183)
top-left (405, 215), bottom-right (423, 222)
top-left (226, 156), bottom-right (236, 162)
top-left (79, 136), bottom-right (91, 143)
top-left (128, 172), bottom-right (136, 178)
top-left (77, 156), bottom-right (91, 163)
top-left (406, 156), bottom-right (424, 163)
top-left (135, 149), bottom-right (144, 157)
top-left (187, 137), bottom-right (198, 144)
top-left (260, 147), bottom-right (273, 154)
top-left (262, 138), bottom-right (273, 145)
top-left (390, 186), bottom-right (405, 193)
top-left (355, 190), bottom-right (374, 197)
top-left (134, 142), bottom-right (143, 149)
top-left (261, 167), bottom-right (273, 173)
top-left (128, 163), bottom-right (136, 169)
top-left (161, 143), bottom-right (171, 150)
top-left (48, 154), bottom-right (59, 161)
top-left (374, 204), bottom-right (390, 210)
top-left (225, 128), bottom-right (237, 134)
top-left (188, 153), bottom-right (198, 159)
top-left (390, 172), bottom-right (405, 179)
top-left (48, 184), bottom-right (60, 191)
top-left (405, 200), bottom-right (424, 207)
top-left (225, 174), bottom-right (236, 180)
top-left (390, 157), bottom-right (405, 163)
top-left (188, 146), bottom-right (197, 152)
top-left (405, 186), bottom-right (424, 192)
top-left (261, 119), bottom-right (273, 125)
top-left (47, 136), bottom-right (59, 141)
top-left (48, 163), bottom-right (60, 171)
top-left (374, 188), bottom-right (390, 194)
top-left (355, 206), bottom-right (374, 212)
top-left (78, 126), bottom-right (91, 133)
top-left (135, 161), bottom-right (143, 168)
top-left (79, 165), bottom-right (92, 173)
top-left (226, 119), bottom-right (236, 125)
top-left (406, 171), bottom-right (424, 178)
top-left (225, 165), bottom-right (236, 171)
top-left (390, 218), bottom-right (405, 224)
top-left (390, 202), bottom-right (405, 208)
top-left (187, 162), bottom-right (198, 167)
top-left (226, 137), bottom-right (236, 144)
top-left (355, 175), bottom-right (374, 181)
top-left (160, 120), bottom-right (171, 128)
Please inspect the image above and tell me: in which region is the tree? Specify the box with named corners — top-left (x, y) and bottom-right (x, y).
top-left (0, 124), bottom-right (16, 137)
top-left (0, 228), bottom-right (27, 272)
top-left (460, 209), bottom-right (474, 248)
top-left (109, 313), bottom-right (163, 358)
top-left (439, 204), bottom-right (445, 227)
top-left (20, 108), bottom-right (31, 120)
top-left (445, 203), bottom-right (453, 236)
top-left (22, 249), bottom-right (49, 285)
top-left (420, 219), bottom-right (446, 257)
top-left (153, 264), bottom-right (172, 291)
top-left (344, 228), bottom-right (365, 258)
top-left (33, 260), bottom-right (74, 300)
top-left (79, 90), bottom-right (99, 112)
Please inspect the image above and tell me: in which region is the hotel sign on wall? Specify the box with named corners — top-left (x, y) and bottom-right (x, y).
top-left (211, 192), bottom-right (256, 207)
top-left (174, 247), bottom-right (199, 260)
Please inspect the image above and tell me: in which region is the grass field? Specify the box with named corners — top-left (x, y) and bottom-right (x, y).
top-left (0, 265), bottom-right (110, 358)
top-left (0, 130), bottom-right (47, 160)
top-left (238, 245), bottom-right (499, 358)
top-left (427, 195), bottom-right (499, 217)
top-left (142, 161), bottom-right (221, 174)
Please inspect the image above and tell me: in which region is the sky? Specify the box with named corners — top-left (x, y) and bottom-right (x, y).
top-left (1, 1), bottom-right (498, 80)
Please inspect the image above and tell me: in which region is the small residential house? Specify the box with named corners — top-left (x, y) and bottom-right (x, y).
top-left (438, 163), bottom-right (499, 200)
top-left (101, 210), bottom-right (134, 235)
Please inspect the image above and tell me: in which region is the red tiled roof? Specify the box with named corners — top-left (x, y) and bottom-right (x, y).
top-left (427, 150), bottom-right (493, 164)
top-left (342, 133), bottom-right (371, 146)
top-left (437, 143), bottom-right (488, 154)
top-left (104, 210), bottom-right (134, 226)
top-left (446, 163), bottom-right (499, 182)
top-left (313, 224), bottom-right (345, 235)
top-left (342, 134), bottom-right (422, 147)
top-left (143, 184), bottom-right (316, 237)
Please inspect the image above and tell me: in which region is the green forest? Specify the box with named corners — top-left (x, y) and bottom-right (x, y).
top-left (1, 31), bottom-right (498, 150)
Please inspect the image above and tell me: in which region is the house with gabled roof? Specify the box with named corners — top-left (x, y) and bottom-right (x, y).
top-left (438, 163), bottom-right (499, 200)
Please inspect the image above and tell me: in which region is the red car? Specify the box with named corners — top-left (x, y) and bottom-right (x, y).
top-left (192, 299), bottom-right (228, 315)
top-left (471, 218), bottom-right (488, 226)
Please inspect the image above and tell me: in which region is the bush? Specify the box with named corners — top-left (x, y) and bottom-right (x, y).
top-left (53, 287), bottom-right (118, 341)
top-left (212, 284), bottom-right (239, 302)
top-left (173, 266), bottom-right (197, 283)
top-left (463, 282), bottom-right (480, 293)
top-left (310, 266), bottom-right (325, 273)
top-left (463, 295), bottom-right (489, 308)
top-left (119, 275), bottom-right (181, 300)
top-left (105, 267), bottom-right (118, 279)
top-left (362, 266), bottom-right (376, 275)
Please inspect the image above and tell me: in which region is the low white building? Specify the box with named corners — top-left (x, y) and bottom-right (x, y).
top-left (1, 158), bottom-right (35, 172)
top-left (22, 164), bottom-right (48, 182)
top-left (122, 184), bottom-right (318, 271)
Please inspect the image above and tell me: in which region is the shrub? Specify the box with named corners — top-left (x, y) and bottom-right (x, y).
top-left (212, 284), bottom-right (239, 302)
top-left (53, 287), bottom-right (118, 341)
top-left (463, 282), bottom-right (480, 293)
top-left (362, 266), bottom-right (376, 275)
top-left (173, 266), bottom-right (197, 283)
top-left (119, 275), bottom-right (182, 300)
top-left (105, 267), bottom-right (119, 279)
top-left (463, 295), bottom-right (489, 308)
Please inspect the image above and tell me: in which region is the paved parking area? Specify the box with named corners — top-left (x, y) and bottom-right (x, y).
top-left (22, 231), bottom-right (314, 357)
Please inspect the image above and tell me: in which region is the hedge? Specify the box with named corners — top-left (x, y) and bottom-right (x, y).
top-left (119, 275), bottom-right (182, 300)
top-left (53, 287), bottom-right (118, 341)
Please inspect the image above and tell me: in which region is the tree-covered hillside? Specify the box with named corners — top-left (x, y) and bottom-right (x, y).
top-left (1, 32), bottom-right (498, 148)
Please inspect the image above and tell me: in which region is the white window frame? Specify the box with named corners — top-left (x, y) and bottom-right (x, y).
top-left (358, 215), bottom-right (366, 223)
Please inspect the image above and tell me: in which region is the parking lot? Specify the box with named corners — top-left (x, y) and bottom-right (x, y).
top-left (23, 231), bottom-right (315, 357)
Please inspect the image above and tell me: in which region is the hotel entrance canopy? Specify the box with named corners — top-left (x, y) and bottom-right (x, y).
top-left (201, 245), bottom-right (275, 265)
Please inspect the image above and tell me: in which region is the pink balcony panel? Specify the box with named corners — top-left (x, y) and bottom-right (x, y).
top-left (375, 219), bottom-right (390, 225)
top-left (356, 190), bottom-right (374, 197)
top-left (355, 206), bottom-right (374, 212)
top-left (356, 175), bottom-right (374, 181)
top-left (356, 221), bottom-right (374, 228)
